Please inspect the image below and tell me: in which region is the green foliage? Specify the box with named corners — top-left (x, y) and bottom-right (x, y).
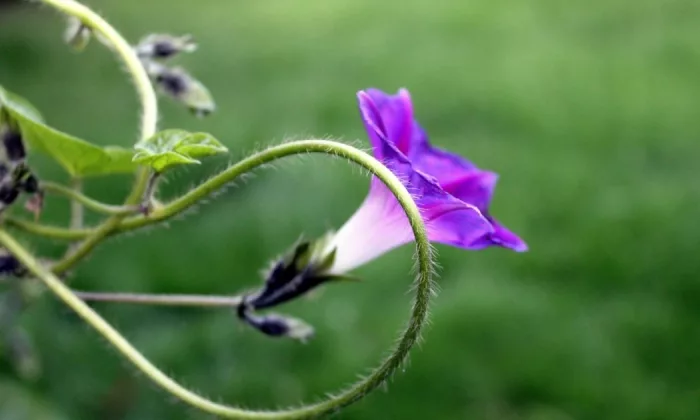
top-left (0, 86), bottom-right (137, 177)
top-left (133, 129), bottom-right (227, 172)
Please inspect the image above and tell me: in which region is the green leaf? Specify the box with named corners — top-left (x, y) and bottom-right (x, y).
top-left (0, 85), bottom-right (139, 177)
top-left (133, 129), bottom-right (227, 172)
top-left (0, 87), bottom-right (43, 123)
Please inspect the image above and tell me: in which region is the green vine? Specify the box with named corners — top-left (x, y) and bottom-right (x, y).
top-left (0, 140), bottom-right (435, 419)
top-left (0, 0), bottom-right (437, 418)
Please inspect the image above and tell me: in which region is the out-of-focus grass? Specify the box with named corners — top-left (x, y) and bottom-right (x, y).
top-left (0, 0), bottom-right (699, 419)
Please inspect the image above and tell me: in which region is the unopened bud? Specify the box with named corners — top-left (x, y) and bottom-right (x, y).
top-left (135, 34), bottom-right (197, 60)
top-left (64, 17), bottom-right (91, 51)
top-left (152, 66), bottom-right (215, 117)
top-left (0, 184), bottom-right (19, 211)
top-left (0, 253), bottom-right (23, 277)
top-left (1, 125), bottom-right (25, 163)
top-left (250, 235), bottom-right (357, 310)
top-left (236, 303), bottom-right (314, 342)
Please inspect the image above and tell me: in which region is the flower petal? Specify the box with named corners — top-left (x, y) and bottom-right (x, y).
top-left (410, 130), bottom-right (479, 186)
top-left (439, 170), bottom-right (498, 213)
top-left (358, 88), bottom-right (415, 157)
top-left (329, 141), bottom-right (492, 273)
top-left (468, 217), bottom-right (528, 252)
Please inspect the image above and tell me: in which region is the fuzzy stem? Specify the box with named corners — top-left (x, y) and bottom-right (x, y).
top-left (2, 139), bottom-right (435, 419)
top-left (42, 181), bottom-right (138, 216)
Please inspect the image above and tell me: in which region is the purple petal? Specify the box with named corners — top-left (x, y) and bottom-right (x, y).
top-left (348, 87), bottom-right (527, 264)
top-left (358, 88), bottom-right (416, 156)
top-left (440, 170), bottom-right (498, 213)
top-left (328, 138), bottom-right (492, 273)
top-left (410, 131), bottom-right (479, 186)
top-left (468, 217), bottom-right (528, 252)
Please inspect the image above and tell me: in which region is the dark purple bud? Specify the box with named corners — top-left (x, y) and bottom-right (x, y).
top-left (19, 172), bottom-right (39, 194)
top-left (0, 254), bottom-right (22, 277)
top-left (146, 63), bottom-right (215, 116)
top-left (135, 34), bottom-right (197, 60)
top-left (1, 125), bottom-right (25, 162)
top-left (0, 185), bottom-right (20, 207)
top-left (249, 236), bottom-right (357, 310)
top-left (155, 69), bottom-right (189, 97)
top-left (236, 302), bottom-right (314, 342)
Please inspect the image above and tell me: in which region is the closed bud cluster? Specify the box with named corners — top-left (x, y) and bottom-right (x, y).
top-left (235, 234), bottom-right (356, 340)
top-left (250, 233), bottom-right (356, 310)
top-left (0, 249), bottom-right (24, 277)
top-left (0, 113), bottom-right (43, 216)
top-left (136, 33), bottom-right (214, 117)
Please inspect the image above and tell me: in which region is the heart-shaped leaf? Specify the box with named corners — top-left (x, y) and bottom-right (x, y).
top-left (133, 129), bottom-right (227, 172)
top-left (0, 85), bottom-right (139, 177)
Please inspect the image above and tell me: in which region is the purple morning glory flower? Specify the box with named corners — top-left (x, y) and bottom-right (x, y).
top-left (328, 88), bottom-right (527, 273)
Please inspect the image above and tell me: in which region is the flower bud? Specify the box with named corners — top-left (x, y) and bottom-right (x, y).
top-left (64, 16), bottom-right (91, 51)
top-left (236, 302), bottom-right (314, 342)
top-left (1, 124), bottom-right (25, 163)
top-left (135, 34), bottom-right (197, 60)
top-left (249, 234), bottom-right (358, 310)
top-left (0, 252), bottom-right (23, 277)
top-left (150, 65), bottom-right (215, 117)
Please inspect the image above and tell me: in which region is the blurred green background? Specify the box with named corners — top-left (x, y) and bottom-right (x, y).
top-left (1, 0), bottom-right (699, 419)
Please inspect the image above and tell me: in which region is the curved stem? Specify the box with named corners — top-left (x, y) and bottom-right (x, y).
top-left (4, 140), bottom-right (435, 419)
top-left (42, 181), bottom-right (138, 216)
top-left (4, 216), bottom-right (91, 241)
top-left (74, 291), bottom-right (243, 307)
top-left (40, 0), bottom-right (157, 276)
top-left (41, 0), bottom-right (157, 142)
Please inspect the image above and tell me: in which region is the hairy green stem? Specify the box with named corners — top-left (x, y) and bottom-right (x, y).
top-left (40, 0), bottom-right (157, 275)
top-left (74, 291), bottom-right (243, 307)
top-left (2, 140), bottom-right (435, 419)
top-left (43, 181), bottom-right (138, 216)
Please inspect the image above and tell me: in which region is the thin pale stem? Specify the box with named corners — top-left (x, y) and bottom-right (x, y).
top-left (1, 139), bottom-right (435, 419)
top-left (74, 291), bottom-right (243, 307)
top-left (42, 181), bottom-right (138, 216)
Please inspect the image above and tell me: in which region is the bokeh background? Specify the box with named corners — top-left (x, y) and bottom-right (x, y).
top-left (1, 0), bottom-right (699, 419)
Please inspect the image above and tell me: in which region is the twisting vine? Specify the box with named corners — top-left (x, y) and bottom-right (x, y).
top-left (0, 0), bottom-right (438, 418)
top-left (1, 0), bottom-right (526, 417)
top-left (0, 140), bottom-right (435, 419)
